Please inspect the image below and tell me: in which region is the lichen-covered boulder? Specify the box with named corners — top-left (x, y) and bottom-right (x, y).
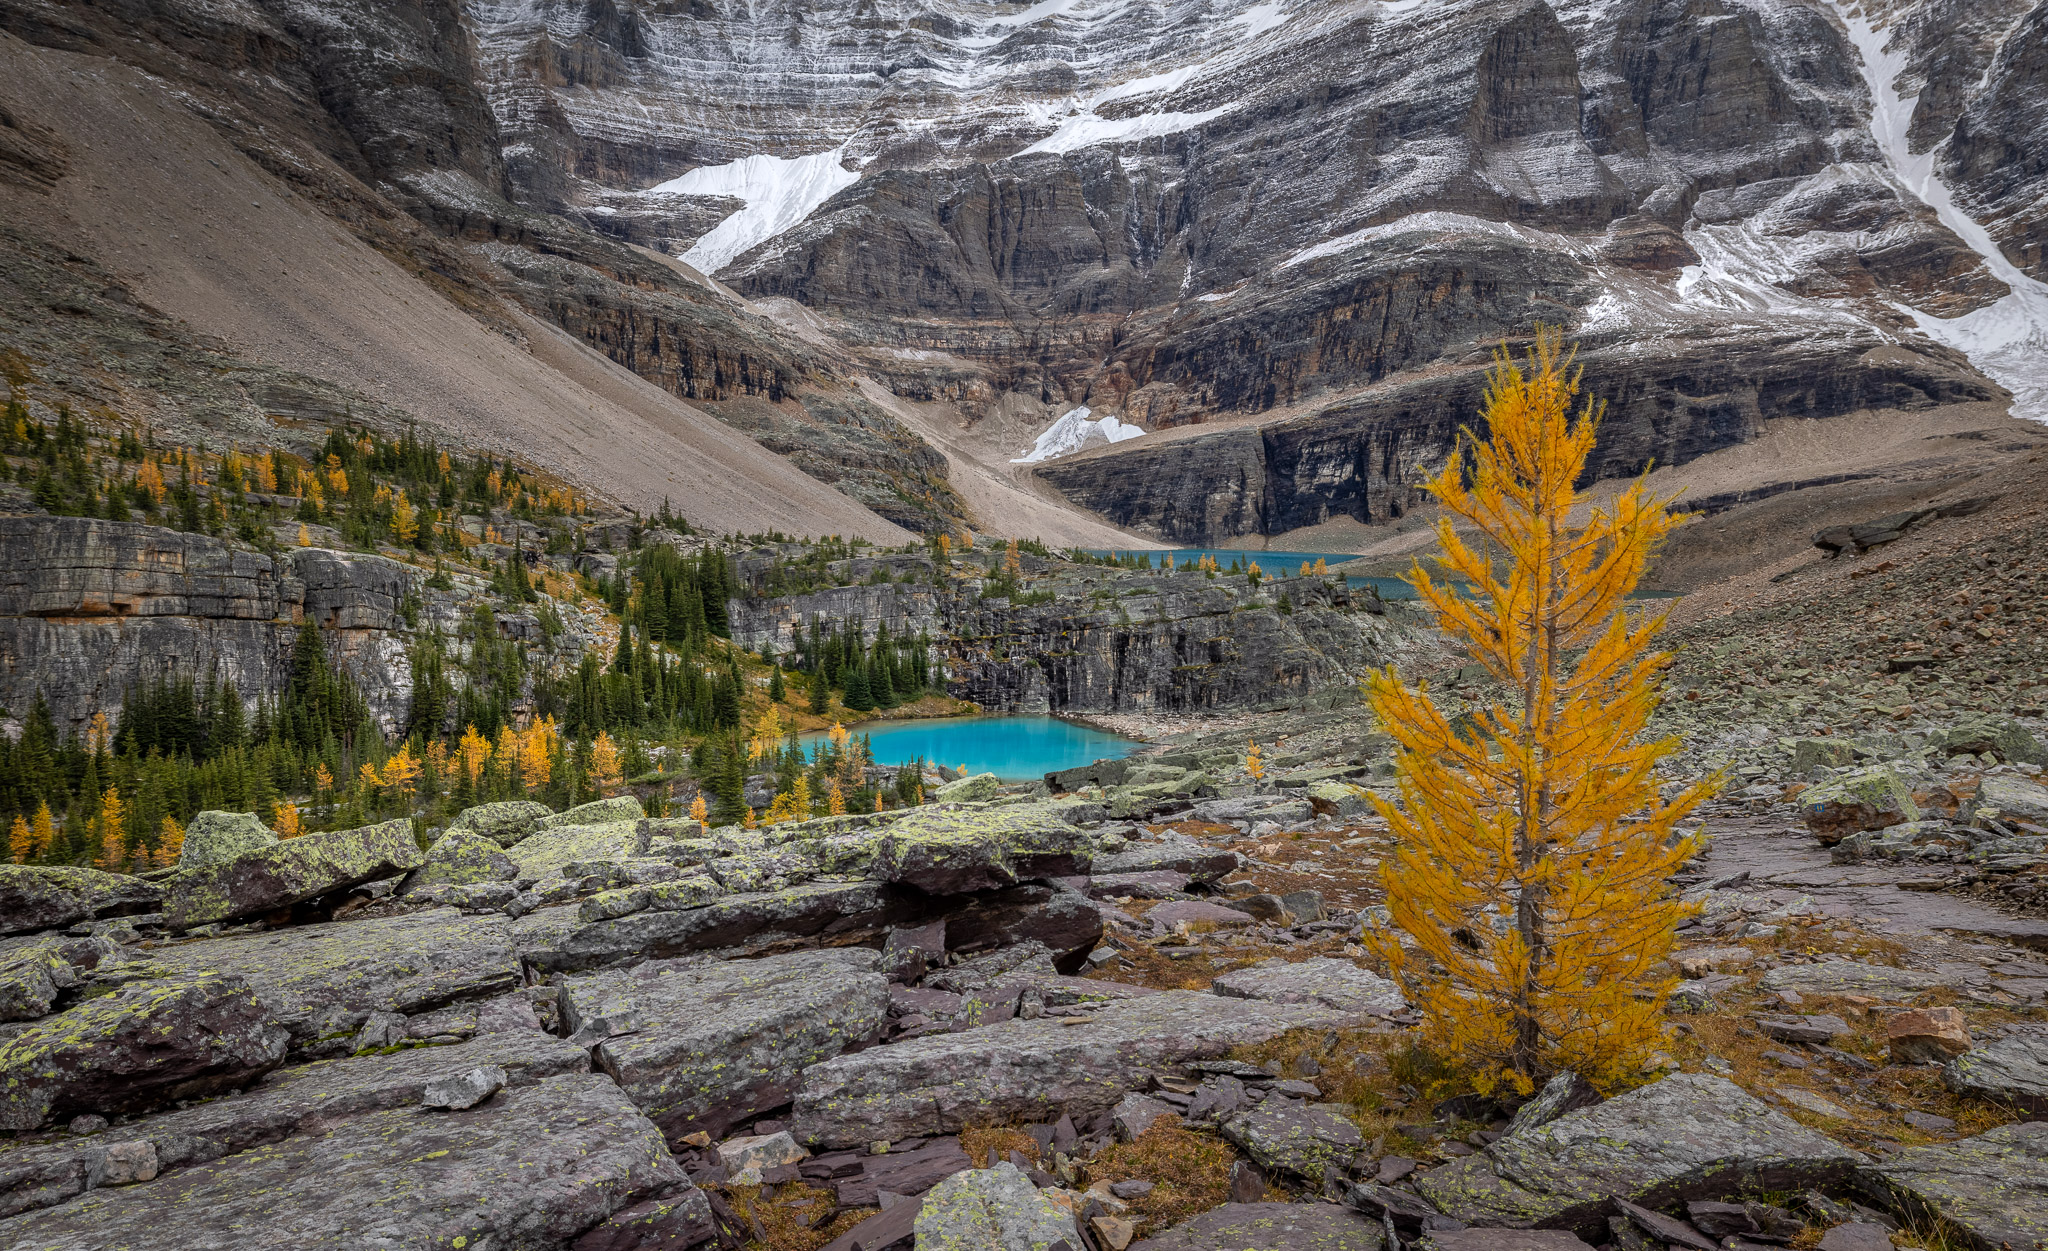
top-left (1414, 1074), bottom-right (1861, 1235)
top-left (1133, 1202), bottom-right (1385, 1251)
top-left (913, 1162), bottom-right (1078, 1251)
top-left (509, 820), bottom-right (647, 879)
top-left (0, 1029), bottom-right (590, 1219)
top-left (161, 819), bottom-right (425, 930)
top-left (1868, 1122), bottom-right (2048, 1251)
top-left (865, 804), bottom-right (1093, 893)
top-left (146, 909), bottom-right (520, 1052)
top-left (0, 1074), bottom-right (692, 1249)
top-left (562, 947), bottom-right (888, 1142)
top-left (398, 829), bottom-right (518, 896)
top-left (1211, 957), bottom-right (1407, 1019)
top-left (0, 973), bottom-right (288, 1131)
top-left (444, 799), bottom-right (552, 847)
top-left (1799, 767), bottom-right (1918, 845)
top-left (1977, 775), bottom-right (2048, 826)
top-left (1941, 1033), bottom-right (2048, 1114)
top-left (1791, 739), bottom-right (1858, 774)
top-left (1304, 780), bottom-right (1373, 817)
top-left (1222, 1101), bottom-right (1364, 1178)
top-left (537, 795), bottom-right (644, 830)
top-left (0, 866), bottom-right (161, 937)
top-left (176, 811), bottom-right (278, 869)
top-left (1930, 717), bottom-right (2047, 766)
top-left (0, 934), bottom-right (119, 1023)
top-left (933, 772), bottom-right (1002, 804)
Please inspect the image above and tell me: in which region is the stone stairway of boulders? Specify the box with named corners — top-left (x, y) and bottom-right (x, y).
top-left (0, 759), bottom-right (2043, 1251)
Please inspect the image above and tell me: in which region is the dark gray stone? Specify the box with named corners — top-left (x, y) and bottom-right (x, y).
top-left (1210, 957), bottom-right (1406, 1018)
top-left (1133, 1202), bottom-right (1385, 1250)
top-left (161, 819), bottom-right (425, 930)
top-left (0, 974), bottom-right (288, 1132)
top-left (1414, 1074), bottom-right (1861, 1236)
top-left (794, 990), bottom-right (1354, 1148)
top-left (0, 867), bottom-right (161, 937)
top-left (1222, 1101), bottom-right (1364, 1178)
top-left (0, 1074), bottom-right (691, 1249)
top-left (1941, 1032), bottom-right (2048, 1114)
top-left (1867, 1121), bottom-right (2048, 1251)
top-left (563, 947), bottom-right (888, 1143)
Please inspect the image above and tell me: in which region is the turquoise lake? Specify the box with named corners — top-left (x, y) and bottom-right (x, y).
top-left (802, 715), bottom-right (1143, 781)
top-left (1078, 547), bottom-right (1363, 572)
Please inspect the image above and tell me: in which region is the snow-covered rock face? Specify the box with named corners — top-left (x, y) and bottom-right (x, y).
top-left (1012, 405), bottom-right (1145, 463)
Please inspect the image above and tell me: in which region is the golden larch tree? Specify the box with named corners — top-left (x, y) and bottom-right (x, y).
top-left (458, 725), bottom-right (491, 791)
top-left (391, 493), bottom-right (419, 546)
top-left (158, 815), bottom-right (185, 867)
top-left (9, 814), bottom-right (34, 863)
top-left (689, 793), bottom-right (710, 827)
top-left (273, 801), bottom-right (302, 838)
top-left (588, 731), bottom-right (623, 796)
top-left (1362, 328), bottom-right (1716, 1096)
top-left (97, 787), bottom-right (125, 868)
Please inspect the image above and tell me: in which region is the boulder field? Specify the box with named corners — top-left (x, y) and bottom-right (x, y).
top-left (0, 786), bottom-right (2043, 1251)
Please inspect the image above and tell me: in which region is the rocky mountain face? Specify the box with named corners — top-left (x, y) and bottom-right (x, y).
top-left (727, 551), bottom-right (1439, 715)
top-left (5, 0), bottom-right (2042, 546)
top-left (453, 0), bottom-right (2048, 541)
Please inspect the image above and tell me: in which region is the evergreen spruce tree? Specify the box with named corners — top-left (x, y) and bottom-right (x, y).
top-left (842, 663), bottom-right (874, 712)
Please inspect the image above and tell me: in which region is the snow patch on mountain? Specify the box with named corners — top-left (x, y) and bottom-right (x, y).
top-left (654, 148), bottom-right (861, 276)
top-left (1020, 106), bottom-right (1237, 155)
top-left (1836, 3), bottom-right (2048, 423)
top-left (1012, 406), bottom-right (1146, 463)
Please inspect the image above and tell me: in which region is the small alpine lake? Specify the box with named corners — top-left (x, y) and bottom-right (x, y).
top-left (802, 715), bottom-right (1144, 781)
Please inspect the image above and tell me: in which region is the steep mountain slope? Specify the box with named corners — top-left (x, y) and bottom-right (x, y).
top-left (1, 0), bottom-right (2041, 550)
top-left (456, 0), bottom-right (2045, 543)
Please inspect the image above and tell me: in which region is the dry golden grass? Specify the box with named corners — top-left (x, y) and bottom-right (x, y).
top-left (719, 1181), bottom-right (868, 1251)
top-left (1090, 1123), bottom-right (1236, 1230)
top-left (960, 1125), bottom-right (1041, 1169)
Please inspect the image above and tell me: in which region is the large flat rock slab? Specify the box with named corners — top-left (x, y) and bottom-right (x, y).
top-left (1414, 1074), bottom-right (1861, 1236)
top-left (0, 866), bottom-right (160, 937)
top-left (147, 910), bottom-right (520, 1052)
top-left (162, 820), bottom-right (424, 930)
top-left (1211, 957), bottom-right (1407, 1019)
top-left (0, 1074), bottom-right (691, 1250)
top-left (518, 880), bottom-right (916, 972)
top-left (1867, 1122), bottom-right (2048, 1251)
top-left (1941, 1032), bottom-right (2048, 1116)
top-left (793, 990), bottom-right (1354, 1149)
top-left (1133, 1202), bottom-right (1385, 1250)
top-left (0, 1030), bottom-right (587, 1219)
top-left (563, 947), bottom-right (888, 1143)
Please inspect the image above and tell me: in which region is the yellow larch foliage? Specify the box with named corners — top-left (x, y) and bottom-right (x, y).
top-left (518, 719), bottom-right (556, 793)
top-left (98, 787), bottom-right (124, 864)
top-left (158, 815), bottom-right (185, 867)
top-left (458, 724), bottom-right (491, 789)
top-left (491, 726), bottom-right (517, 786)
top-left (1300, 561), bottom-right (1311, 577)
top-left (936, 534), bottom-right (951, 559)
top-left (86, 711), bottom-right (113, 757)
top-left (961, 531), bottom-right (974, 550)
top-left (358, 762), bottom-right (383, 793)
top-left (1244, 739), bottom-right (1264, 781)
top-left (29, 802), bottom-right (54, 859)
top-left (381, 745), bottom-right (422, 796)
top-left (826, 781), bottom-right (846, 816)
top-left (254, 454), bottom-right (278, 493)
top-left (9, 814), bottom-right (34, 863)
top-left (874, 793), bottom-right (884, 813)
top-left (391, 493), bottom-right (418, 545)
top-left (1362, 328), bottom-right (1717, 1096)
top-left (827, 721), bottom-right (849, 751)
top-left (327, 466), bottom-right (349, 497)
top-left (764, 774), bottom-right (813, 825)
top-left (1004, 538), bottom-right (1020, 582)
top-left (1313, 558), bottom-right (1328, 574)
top-left (437, 450), bottom-right (453, 476)
top-left (689, 793), bottom-right (709, 827)
top-left (273, 801), bottom-right (301, 838)
top-left (742, 806), bottom-right (758, 829)
top-left (587, 730), bottom-right (623, 796)
top-left (134, 460), bottom-right (166, 503)
top-left (297, 524), bottom-right (311, 547)
top-left (749, 706), bottom-right (784, 762)
top-left (314, 763), bottom-right (335, 796)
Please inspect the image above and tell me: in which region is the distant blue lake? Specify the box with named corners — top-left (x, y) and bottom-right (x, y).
top-left (803, 715), bottom-right (1143, 781)
top-left (1076, 548), bottom-right (1363, 574)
